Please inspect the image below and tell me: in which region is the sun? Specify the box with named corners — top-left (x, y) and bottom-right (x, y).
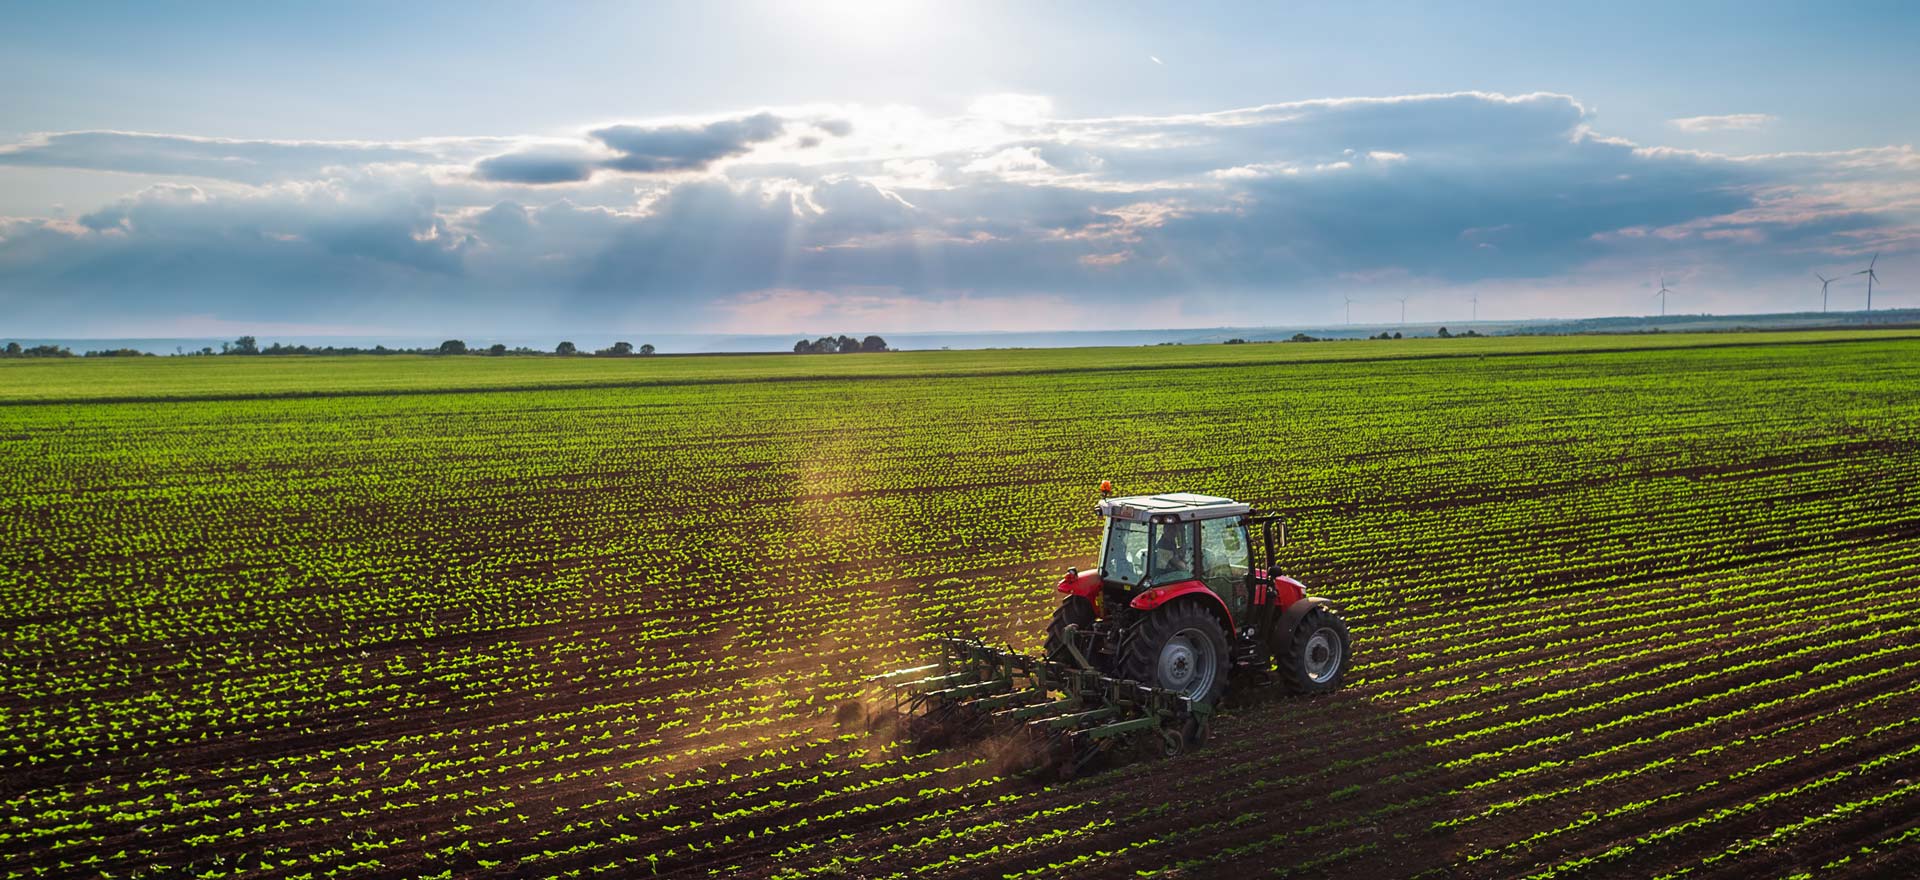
top-left (790, 0), bottom-right (933, 46)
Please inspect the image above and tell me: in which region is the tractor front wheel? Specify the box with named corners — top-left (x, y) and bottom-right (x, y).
top-left (1279, 606), bottom-right (1351, 694)
top-left (1118, 602), bottom-right (1229, 703)
top-left (1043, 596), bottom-right (1096, 666)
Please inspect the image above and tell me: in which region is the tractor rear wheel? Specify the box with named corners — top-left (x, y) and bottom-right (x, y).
top-left (1043, 596), bottom-right (1096, 666)
top-left (1117, 602), bottom-right (1229, 703)
top-left (1279, 606), bottom-right (1351, 694)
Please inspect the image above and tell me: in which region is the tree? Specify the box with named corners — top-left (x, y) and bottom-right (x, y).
top-left (4, 342), bottom-right (19, 357)
top-left (487, 343), bottom-right (508, 356)
top-left (599, 341), bottom-right (634, 356)
top-left (230, 335), bottom-right (259, 355)
top-left (1437, 326), bottom-right (1451, 338)
top-left (795, 335), bottom-right (890, 353)
top-left (438, 339), bottom-right (467, 355)
top-left (639, 343), bottom-right (655, 356)
top-left (556, 341), bottom-right (577, 355)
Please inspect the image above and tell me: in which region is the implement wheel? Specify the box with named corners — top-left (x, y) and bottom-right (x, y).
top-left (1280, 606), bottom-right (1352, 694)
top-left (1182, 715), bottom-right (1210, 749)
top-left (1043, 595), bottom-right (1097, 666)
top-left (1117, 602), bottom-right (1229, 703)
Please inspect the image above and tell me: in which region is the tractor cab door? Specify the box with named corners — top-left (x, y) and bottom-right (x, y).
top-left (1198, 517), bottom-right (1253, 620)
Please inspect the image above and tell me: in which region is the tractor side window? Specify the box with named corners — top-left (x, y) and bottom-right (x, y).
top-left (1199, 518), bottom-right (1252, 612)
top-left (1146, 521), bottom-right (1196, 586)
top-left (1101, 520), bottom-right (1152, 586)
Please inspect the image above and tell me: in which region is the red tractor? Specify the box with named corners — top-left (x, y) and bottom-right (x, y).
top-left (1043, 491), bottom-right (1352, 703)
top-left (881, 490), bottom-right (1351, 774)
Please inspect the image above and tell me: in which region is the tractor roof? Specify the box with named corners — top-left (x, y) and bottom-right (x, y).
top-left (1097, 493), bottom-right (1251, 523)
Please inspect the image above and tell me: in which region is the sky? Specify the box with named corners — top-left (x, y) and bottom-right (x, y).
top-left (1, 0), bottom-right (1915, 338)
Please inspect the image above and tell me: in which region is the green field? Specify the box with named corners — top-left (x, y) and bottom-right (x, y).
top-left (6, 331), bottom-right (1920, 879)
top-left (9, 329), bottom-right (1919, 403)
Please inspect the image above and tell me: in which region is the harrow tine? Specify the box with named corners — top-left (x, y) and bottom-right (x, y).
top-left (1002, 696), bottom-right (1079, 722)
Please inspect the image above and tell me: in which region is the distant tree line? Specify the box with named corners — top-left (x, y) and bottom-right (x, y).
top-left (125, 336), bottom-right (668, 356)
top-left (1186, 328), bottom-right (1495, 345)
top-left (6, 327), bottom-right (1505, 359)
top-left (1, 342), bottom-right (152, 358)
top-left (3, 342), bottom-right (73, 357)
top-left (547, 341), bottom-right (656, 356)
top-left (793, 335), bottom-right (889, 354)
top-left (1275, 327), bottom-right (1485, 344)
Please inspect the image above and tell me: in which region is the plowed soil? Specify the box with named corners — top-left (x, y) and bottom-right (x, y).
top-left (4, 334), bottom-right (1918, 879)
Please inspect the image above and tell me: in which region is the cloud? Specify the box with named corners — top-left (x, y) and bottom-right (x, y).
top-left (711, 287), bottom-right (1129, 334)
top-left (0, 130), bottom-right (501, 183)
top-left (2, 92), bottom-right (1914, 334)
top-left (467, 111), bottom-right (855, 185)
top-left (471, 151), bottom-right (601, 184)
top-left (2, 180), bottom-right (471, 329)
top-left (962, 146), bottom-right (1055, 179)
top-left (591, 112), bottom-right (786, 173)
top-left (1669, 113), bottom-right (1777, 133)
top-left (468, 201), bottom-right (536, 244)
top-left (969, 94), bottom-right (1054, 124)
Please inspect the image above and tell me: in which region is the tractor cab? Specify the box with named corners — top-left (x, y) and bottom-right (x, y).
top-left (1096, 493), bottom-right (1258, 616)
top-left (1092, 492), bottom-right (1301, 626)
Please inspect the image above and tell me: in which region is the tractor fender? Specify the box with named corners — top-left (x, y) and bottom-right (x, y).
top-left (1269, 575), bottom-right (1308, 608)
top-left (1131, 580), bottom-right (1235, 633)
top-left (1276, 596), bottom-right (1332, 639)
top-left (1056, 568), bottom-right (1104, 599)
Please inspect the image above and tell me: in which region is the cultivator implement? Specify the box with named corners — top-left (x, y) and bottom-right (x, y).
top-left (875, 636), bottom-right (1214, 778)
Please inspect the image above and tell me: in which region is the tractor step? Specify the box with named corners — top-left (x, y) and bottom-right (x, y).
top-left (875, 636), bottom-right (1214, 778)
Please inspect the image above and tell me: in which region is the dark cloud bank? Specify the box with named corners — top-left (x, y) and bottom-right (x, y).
top-left (0, 94), bottom-right (1910, 333)
top-left (470, 111), bottom-right (843, 184)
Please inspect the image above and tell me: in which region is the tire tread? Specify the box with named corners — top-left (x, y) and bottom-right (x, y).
top-left (1116, 602), bottom-right (1230, 703)
top-left (1279, 606), bottom-right (1352, 694)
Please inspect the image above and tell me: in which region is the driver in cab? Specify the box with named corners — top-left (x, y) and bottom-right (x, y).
top-left (1150, 525), bottom-right (1194, 585)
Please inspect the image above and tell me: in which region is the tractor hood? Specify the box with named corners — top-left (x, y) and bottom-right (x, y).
top-left (1056, 568), bottom-right (1104, 598)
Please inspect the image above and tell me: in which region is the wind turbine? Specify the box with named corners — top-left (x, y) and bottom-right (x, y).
top-left (1471, 294), bottom-right (1479, 322)
top-left (1344, 295), bottom-right (1354, 325)
top-left (1396, 296), bottom-right (1409, 325)
top-left (1816, 273), bottom-right (1836, 313)
top-left (1855, 253), bottom-right (1880, 311)
top-left (1655, 274), bottom-right (1674, 317)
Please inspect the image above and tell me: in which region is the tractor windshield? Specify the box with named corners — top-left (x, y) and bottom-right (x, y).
top-left (1100, 519), bottom-right (1152, 585)
top-left (1144, 521), bottom-right (1197, 587)
top-left (1101, 519), bottom-right (1197, 587)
